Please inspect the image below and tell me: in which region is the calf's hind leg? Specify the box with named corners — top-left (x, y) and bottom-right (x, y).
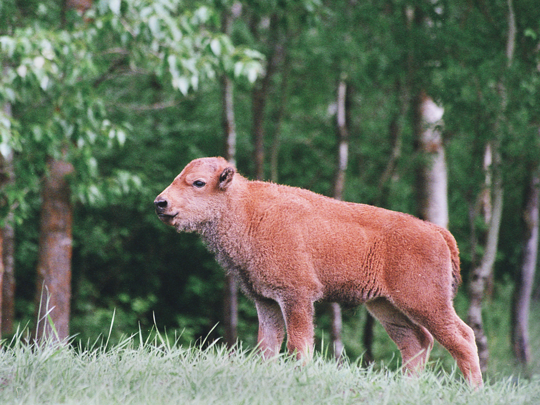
top-left (365, 298), bottom-right (434, 374)
top-left (407, 306), bottom-right (483, 387)
top-left (279, 297), bottom-right (316, 360)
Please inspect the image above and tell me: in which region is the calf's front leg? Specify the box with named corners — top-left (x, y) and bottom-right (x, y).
top-left (255, 298), bottom-right (285, 358)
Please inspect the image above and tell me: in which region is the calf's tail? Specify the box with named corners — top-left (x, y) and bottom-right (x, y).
top-left (437, 227), bottom-right (462, 297)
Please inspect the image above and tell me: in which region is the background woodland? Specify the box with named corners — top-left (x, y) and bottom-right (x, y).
top-left (1, 0), bottom-right (540, 378)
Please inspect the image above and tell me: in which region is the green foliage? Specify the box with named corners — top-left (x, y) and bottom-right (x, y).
top-left (0, 0), bottom-right (263, 219)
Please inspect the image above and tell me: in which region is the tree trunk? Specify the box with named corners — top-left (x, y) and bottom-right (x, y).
top-left (467, 143), bottom-right (503, 372)
top-left (251, 13), bottom-right (282, 180)
top-left (1, 100), bottom-right (16, 338)
top-left (415, 91), bottom-right (448, 228)
top-left (511, 160), bottom-right (539, 366)
top-left (34, 157), bottom-right (74, 342)
top-left (222, 72), bottom-right (238, 348)
top-left (1, 215), bottom-right (14, 337)
top-left (362, 311), bottom-right (375, 365)
top-left (330, 78), bottom-right (350, 359)
top-left (221, 5), bottom-right (239, 349)
top-left (468, 0), bottom-right (515, 372)
top-left (377, 81), bottom-right (407, 202)
top-left (252, 84), bottom-right (266, 180)
top-left (366, 80), bottom-right (409, 365)
top-left (0, 158), bottom-right (15, 337)
top-left (222, 75), bottom-right (236, 169)
top-left (270, 50), bottom-right (290, 184)
top-left (0, 222), bottom-right (3, 338)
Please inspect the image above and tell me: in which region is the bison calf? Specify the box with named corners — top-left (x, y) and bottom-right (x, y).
top-left (154, 157), bottom-right (482, 386)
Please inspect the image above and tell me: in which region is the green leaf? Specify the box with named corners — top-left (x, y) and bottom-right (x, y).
top-left (40, 75), bottom-right (49, 91)
top-left (210, 38), bottom-right (221, 56)
top-left (174, 76), bottom-right (190, 95)
top-left (16, 65), bottom-right (27, 78)
top-left (109, 0), bottom-right (122, 15)
top-left (524, 28), bottom-right (537, 40)
top-left (0, 142), bottom-right (11, 159)
top-left (247, 64), bottom-right (259, 83)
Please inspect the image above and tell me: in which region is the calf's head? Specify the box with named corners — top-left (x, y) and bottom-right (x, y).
top-left (154, 157), bottom-right (235, 232)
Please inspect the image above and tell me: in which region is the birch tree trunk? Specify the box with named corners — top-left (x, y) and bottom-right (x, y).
top-left (467, 0), bottom-right (515, 372)
top-left (415, 92), bottom-right (448, 228)
top-left (467, 148), bottom-right (503, 371)
top-left (221, 3), bottom-right (240, 349)
top-left (330, 78), bottom-right (349, 359)
top-left (34, 157), bottom-right (74, 342)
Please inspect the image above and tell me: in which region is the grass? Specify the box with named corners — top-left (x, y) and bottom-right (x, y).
top-left (2, 284), bottom-right (539, 404)
top-left (1, 330), bottom-right (540, 405)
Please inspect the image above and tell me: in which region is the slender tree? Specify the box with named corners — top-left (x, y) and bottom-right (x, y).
top-left (0, 111), bottom-right (15, 337)
top-left (0, 217), bottom-right (3, 338)
top-left (467, 144), bottom-right (504, 371)
top-left (330, 77), bottom-right (350, 359)
top-left (250, 12), bottom-right (285, 180)
top-left (467, 0), bottom-right (515, 372)
top-left (511, 137), bottom-right (539, 367)
top-left (221, 2), bottom-right (240, 349)
top-left (269, 49), bottom-right (290, 184)
top-left (1, 96), bottom-right (16, 337)
top-left (1, 213), bottom-right (14, 338)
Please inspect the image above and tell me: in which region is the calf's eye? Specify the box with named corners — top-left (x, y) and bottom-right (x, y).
top-left (193, 180), bottom-right (206, 188)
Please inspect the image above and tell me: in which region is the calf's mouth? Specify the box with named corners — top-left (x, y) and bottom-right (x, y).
top-left (157, 212), bottom-right (177, 223)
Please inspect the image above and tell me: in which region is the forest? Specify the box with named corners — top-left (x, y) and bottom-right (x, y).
top-left (1, 0), bottom-right (540, 380)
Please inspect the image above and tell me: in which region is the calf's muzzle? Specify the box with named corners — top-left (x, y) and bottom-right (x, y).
top-left (154, 197), bottom-right (168, 215)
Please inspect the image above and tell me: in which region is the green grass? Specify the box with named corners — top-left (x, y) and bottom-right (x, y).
top-left (1, 331), bottom-right (539, 405)
top-left (3, 284), bottom-right (539, 404)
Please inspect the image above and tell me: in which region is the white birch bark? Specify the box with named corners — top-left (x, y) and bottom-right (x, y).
top-left (418, 93), bottom-right (448, 229)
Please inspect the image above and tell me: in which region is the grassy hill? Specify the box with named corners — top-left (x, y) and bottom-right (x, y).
top-left (1, 331), bottom-right (539, 405)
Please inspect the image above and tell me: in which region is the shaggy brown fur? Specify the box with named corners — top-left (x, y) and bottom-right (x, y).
top-left (155, 157), bottom-right (482, 386)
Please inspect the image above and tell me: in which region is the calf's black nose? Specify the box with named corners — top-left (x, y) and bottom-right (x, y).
top-left (154, 197), bottom-right (168, 214)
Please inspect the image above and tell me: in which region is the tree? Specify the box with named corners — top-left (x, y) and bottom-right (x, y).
top-left (466, 0), bottom-right (515, 371)
top-left (249, 13), bottom-right (283, 180)
top-left (467, 145), bottom-right (504, 371)
top-left (415, 92), bottom-right (448, 228)
top-left (329, 77), bottom-right (350, 359)
top-left (1, 101), bottom-right (15, 338)
top-left (221, 1), bottom-right (240, 349)
top-left (511, 140), bottom-right (539, 367)
top-left (33, 0), bottom-right (89, 344)
top-left (34, 157), bottom-right (75, 341)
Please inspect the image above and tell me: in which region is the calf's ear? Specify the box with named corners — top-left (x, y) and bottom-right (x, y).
top-left (219, 167), bottom-right (235, 190)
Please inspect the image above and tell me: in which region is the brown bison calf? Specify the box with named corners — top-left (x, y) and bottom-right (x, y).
top-left (154, 157), bottom-right (482, 386)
